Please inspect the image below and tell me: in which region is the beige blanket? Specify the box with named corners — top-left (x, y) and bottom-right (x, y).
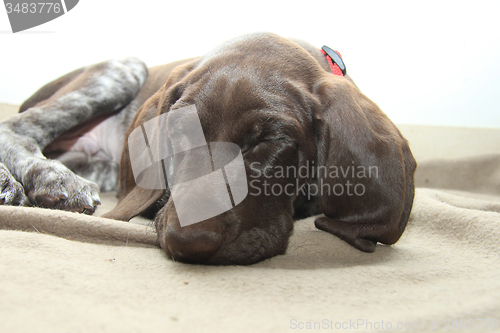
top-left (1, 103), bottom-right (499, 332)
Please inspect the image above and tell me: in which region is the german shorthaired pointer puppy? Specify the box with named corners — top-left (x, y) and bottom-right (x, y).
top-left (0, 33), bottom-right (416, 264)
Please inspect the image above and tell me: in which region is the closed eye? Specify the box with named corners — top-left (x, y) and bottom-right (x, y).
top-left (241, 135), bottom-right (296, 157)
top-left (260, 136), bottom-right (291, 143)
top-left (240, 115), bottom-right (300, 154)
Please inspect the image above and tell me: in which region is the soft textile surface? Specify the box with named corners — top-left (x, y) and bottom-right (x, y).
top-left (1, 103), bottom-right (499, 332)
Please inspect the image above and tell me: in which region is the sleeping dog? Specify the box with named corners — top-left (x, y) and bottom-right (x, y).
top-left (0, 33), bottom-right (416, 264)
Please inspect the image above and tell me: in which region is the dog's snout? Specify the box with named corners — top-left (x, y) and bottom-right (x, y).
top-left (164, 225), bottom-right (223, 264)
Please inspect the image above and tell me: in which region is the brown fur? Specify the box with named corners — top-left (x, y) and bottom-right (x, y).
top-left (103, 33), bottom-right (416, 265)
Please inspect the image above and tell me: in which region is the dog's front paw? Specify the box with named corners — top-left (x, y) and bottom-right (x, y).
top-left (0, 163), bottom-right (29, 206)
top-left (23, 159), bottom-right (101, 214)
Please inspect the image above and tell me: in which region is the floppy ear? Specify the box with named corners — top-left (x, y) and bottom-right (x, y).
top-left (103, 60), bottom-right (198, 221)
top-left (313, 76), bottom-right (416, 252)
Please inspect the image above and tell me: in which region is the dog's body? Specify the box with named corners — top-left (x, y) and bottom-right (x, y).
top-left (0, 33), bottom-right (416, 264)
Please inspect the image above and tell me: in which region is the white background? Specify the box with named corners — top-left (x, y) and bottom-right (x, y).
top-left (1, 0), bottom-right (499, 128)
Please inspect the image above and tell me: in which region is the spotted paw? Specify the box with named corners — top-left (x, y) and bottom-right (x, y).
top-left (23, 159), bottom-right (101, 214)
top-left (0, 163), bottom-right (28, 206)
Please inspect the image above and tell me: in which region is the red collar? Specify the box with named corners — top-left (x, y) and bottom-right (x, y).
top-left (320, 46), bottom-right (346, 76)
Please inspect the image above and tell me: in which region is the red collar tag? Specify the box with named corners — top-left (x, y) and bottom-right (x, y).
top-left (320, 46), bottom-right (346, 76)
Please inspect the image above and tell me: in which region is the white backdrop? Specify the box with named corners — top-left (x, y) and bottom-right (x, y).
top-left (1, 0), bottom-right (499, 128)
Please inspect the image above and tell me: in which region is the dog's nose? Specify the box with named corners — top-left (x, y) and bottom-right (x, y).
top-left (164, 226), bottom-right (223, 264)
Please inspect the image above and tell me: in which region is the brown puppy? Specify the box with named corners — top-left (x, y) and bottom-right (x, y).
top-left (104, 33), bottom-right (416, 265)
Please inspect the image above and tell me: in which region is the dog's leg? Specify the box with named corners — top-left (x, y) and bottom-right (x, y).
top-left (0, 57), bottom-right (148, 213)
top-left (54, 151), bottom-right (119, 192)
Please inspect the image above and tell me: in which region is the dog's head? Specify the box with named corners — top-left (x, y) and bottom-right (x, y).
top-left (104, 33), bottom-right (416, 265)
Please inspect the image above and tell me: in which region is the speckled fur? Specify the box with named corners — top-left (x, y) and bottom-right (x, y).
top-left (0, 57), bottom-right (148, 212)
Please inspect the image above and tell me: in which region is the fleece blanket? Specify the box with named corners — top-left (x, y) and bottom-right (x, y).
top-left (0, 103), bottom-right (499, 333)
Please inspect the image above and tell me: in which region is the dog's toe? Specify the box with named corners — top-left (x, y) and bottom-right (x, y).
top-left (50, 178), bottom-right (101, 214)
top-left (27, 190), bottom-right (60, 208)
top-left (25, 159), bottom-right (101, 214)
top-left (0, 164), bottom-right (28, 206)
